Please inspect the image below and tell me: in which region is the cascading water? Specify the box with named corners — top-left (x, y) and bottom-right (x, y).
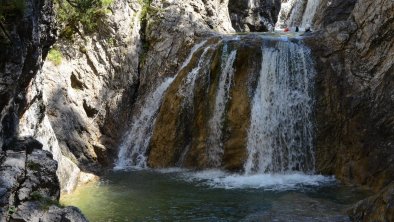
top-left (115, 40), bottom-right (208, 169)
top-left (176, 45), bottom-right (216, 165)
top-left (117, 33), bottom-right (317, 178)
top-left (178, 46), bottom-right (212, 105)
top-left (114, 79), bottom-right (178, 169)
top-left (287, 0), bottom-right (305, 27)
top-left (244, 38), bottom-right (316, 174)
top-left (301, 0), bottom-right (321, 27)
top-left (277, 0), bottom-right (321, 29)
top-left (207, 44), bottom-right (237, 167)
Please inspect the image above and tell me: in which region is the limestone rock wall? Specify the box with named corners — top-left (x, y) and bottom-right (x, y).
top-left (229, 0), bottom-right (281, 32)
top-left (0, 0), bottom-right (86, 220)
top-left (309, 0), bottom-right (394, 192)
top-left (20, 0), bottom-right (237, 191)
top-left (140, 0), bottom-right (234, 90)
top-left (0, 0), bottom-right (56, 151)
top-left (306, 0), bottom-right (394, 219)
top-left (19, 0), bottom-right (142, 192)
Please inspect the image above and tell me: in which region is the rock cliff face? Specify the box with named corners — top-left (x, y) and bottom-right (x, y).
top-left (19, 0), bottom-right (237, 191)
top-left (349, 182), bottom-right (394, 222)
top-left (308, 0), bottom-right (394, 192)
top-left (306, 0), bottom-right (393, 220)
top-left (140, 0), bottom-right (234, 89)
top-left (19, 0), bottom-right (142, 192)
top-left (0, 0), bottom-right (86, 220)
top-left (0, 138), bottom-right (87, 221)
top-left (0, 0), bottom-right (55, 150)
top-left (228, 0), bottom-right (281, 32)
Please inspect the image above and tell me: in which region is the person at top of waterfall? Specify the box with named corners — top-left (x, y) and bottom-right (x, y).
top-left (305, 24), bottom-right (312, 33)
top-left (284, 27), bottom-right (290, 32)
top-left (295, 26), bottom-right (299, 32)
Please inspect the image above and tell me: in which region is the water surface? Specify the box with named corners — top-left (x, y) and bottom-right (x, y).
top-left (61, 170), bottom-right (369, 222)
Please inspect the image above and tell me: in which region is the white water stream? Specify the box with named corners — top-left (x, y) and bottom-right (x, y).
top-left (208, 45), bottom-right (237, 167)
top-left (245, 38), bottom-right (316, 174)
top-left (277, 0), bottom-right (321, 29)
top-left (116, 35), bottom-right (321, 188)
top-left (115, 40), bottom-right (208, 169)
top-left (301, 0), bottom-right (321, 27)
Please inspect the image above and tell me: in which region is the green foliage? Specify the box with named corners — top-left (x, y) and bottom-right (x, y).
top-left (47, 48), bottom-right (63, 66)
top-left (107, 37), bottom-right (115, 46)
top-left (27, 161), bottom-right (41, 171)
top-left (7, 206), bottom-right (16, 215)
top-left (55, 0), bottom-right (114, 39)
top-left (138, 0), bottom-right (154, 23)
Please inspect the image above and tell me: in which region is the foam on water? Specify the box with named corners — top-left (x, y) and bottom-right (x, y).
top-left (179, 170), bottom-right (335, 190)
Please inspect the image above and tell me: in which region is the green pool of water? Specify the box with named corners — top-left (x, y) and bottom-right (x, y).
top-left (61, 169), bottom-right (369, 221)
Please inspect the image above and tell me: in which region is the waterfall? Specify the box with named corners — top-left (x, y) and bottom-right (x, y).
top-left (244, 38), bottom-right (316, 174)
top-left (277, 0), bottom-right (321, 29)
top-left (287, 0), bottom-right (305, 27)
top-left (115, 40), bottom-right (208, 169)
top-left (116, 34), bottom-right (317, 174)
top-left (178, 46), bottom-right (212, 104)
top-left (301, 0), bottom-right (321, 27)
top-left (175, 45), bottom-right (216, 166)
top-left (208, 44), bottom-right (237, 167)
top-left (115, 79), bottom-right (178, 169)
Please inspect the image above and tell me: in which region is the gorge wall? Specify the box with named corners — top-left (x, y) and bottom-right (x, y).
top-left (19, 0), bottom-right (142, 193)
top-left (308, 0), bottom-right (394, 192)
top-left (0, 0), bottom-right (86, 220)
top-left (18, 0), bottom-right (241, 192)
top-left (306, 0), bottom-right (394, 220)
top-left (0, 0), bottom-right (392, 221)
top-left (229, 0), bottom-right (281, 32)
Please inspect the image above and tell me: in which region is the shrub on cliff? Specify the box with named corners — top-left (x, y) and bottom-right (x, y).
top-left (55, 0), bottom-right (113, 39)
top-left (47, 48), bottom-right (63, 66)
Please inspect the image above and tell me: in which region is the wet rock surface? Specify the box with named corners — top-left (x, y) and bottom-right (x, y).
top-left (305, 0), bottom-right (394, 220)
top-left (349, 183), bottom-right (394, 222)
top-left (148, 38), bottom-right (264, 170)
top-left (308, 0), bottom-right (394, 192)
